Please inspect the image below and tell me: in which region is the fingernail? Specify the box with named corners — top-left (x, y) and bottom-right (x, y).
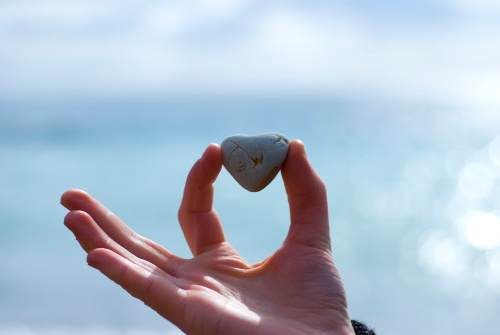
top-left (202, 143), bottom-right (218, 158)
top-left (295, 139), bottom-right (307, 157)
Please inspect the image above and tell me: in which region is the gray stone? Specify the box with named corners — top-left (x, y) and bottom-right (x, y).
top-left (221, 133), bottom-right (289, 192)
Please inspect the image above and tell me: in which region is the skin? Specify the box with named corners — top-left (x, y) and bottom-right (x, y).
top-left (61, 140), bottom-right (355, 335)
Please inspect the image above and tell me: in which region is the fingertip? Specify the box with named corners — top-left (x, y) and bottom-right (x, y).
top-left (63, 210), bottom-right (88, 228)
top-left (204, 143), bottom-right (222, 164)
top-left (289, 139), bottom-right (306, 153)
top-left (281, 139), bottom-right (320, 194)
top-left (62, 188), bottom-right (88, 198)
top-left (281, 140), bottom-right (312, 178)
top-left (206, 142), bottom-right (221, 151)
top-left (290, 139), bottom-right (307, 159)
top-left (191, 143), bottom-right (222, 184)
top-left (86, 249), bottom-right (100, 268)
top-left (87, 248), bottom-right (114, 268)
top-left (200, 142), bottom-right (218, 155)
top-left (60, 189), bottom-right (74, 206)
top-left (60, 189), bottom-right (91, 209)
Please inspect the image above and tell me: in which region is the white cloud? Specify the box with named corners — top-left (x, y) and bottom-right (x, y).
top-left (0, 0), bottom-right (119, 25)
top-left (142, 0), bottom-right (248, 35)
top-left (200, 0), bottom-right (247, 16)
top-left (0, 1), bottom-right (499, 105)
top-left (441, 0), bottom-right (500, 14)
top-left (490, 135), bottom-right (500, 167)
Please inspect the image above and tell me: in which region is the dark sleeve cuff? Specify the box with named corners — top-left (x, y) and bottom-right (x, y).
top-left (351, 320), bottom-right (376, 335)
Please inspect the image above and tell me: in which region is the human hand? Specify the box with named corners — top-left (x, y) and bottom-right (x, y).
top-left (61, 140), bottom-right (354, 335)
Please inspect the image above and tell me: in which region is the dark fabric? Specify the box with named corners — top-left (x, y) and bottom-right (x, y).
top-left (351, 320), bottom-right (376, 335)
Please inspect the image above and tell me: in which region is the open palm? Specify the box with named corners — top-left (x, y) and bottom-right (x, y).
top-left (62, 140), bottom-right (354, 335)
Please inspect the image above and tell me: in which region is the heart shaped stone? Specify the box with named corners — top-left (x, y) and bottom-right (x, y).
top-left (221, 133), bottom-right (289, 192)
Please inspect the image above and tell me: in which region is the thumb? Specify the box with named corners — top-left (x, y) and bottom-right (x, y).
top-left (281, 140), bottom-right (331, 251)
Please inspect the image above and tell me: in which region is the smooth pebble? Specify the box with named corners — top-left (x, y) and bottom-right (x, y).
top-left (221, 133), bottom-right (289, 192)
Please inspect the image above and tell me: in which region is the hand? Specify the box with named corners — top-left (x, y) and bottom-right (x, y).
top-left (61, 140), bottom-right (354, 335)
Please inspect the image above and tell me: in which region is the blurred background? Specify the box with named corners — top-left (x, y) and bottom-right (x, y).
top-left (1, 0), bottom-right (500, 334)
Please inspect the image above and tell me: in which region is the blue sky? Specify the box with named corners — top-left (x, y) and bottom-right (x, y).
top-left (1, 0), bottom-right (499, 105)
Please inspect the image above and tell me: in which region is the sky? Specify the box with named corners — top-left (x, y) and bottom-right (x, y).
top-left (1, 0), bottom-right (500, 104)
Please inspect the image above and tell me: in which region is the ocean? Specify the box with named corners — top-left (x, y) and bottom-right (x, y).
top-left (1, 96), bottom-right (500, 334)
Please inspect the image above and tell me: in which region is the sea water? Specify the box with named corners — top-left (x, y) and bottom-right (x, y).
top-left (1, 97), bottom-right (500, 334)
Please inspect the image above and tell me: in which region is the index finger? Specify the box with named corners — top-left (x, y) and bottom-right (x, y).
top-left (177, 143), bottom-right (226, 256)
